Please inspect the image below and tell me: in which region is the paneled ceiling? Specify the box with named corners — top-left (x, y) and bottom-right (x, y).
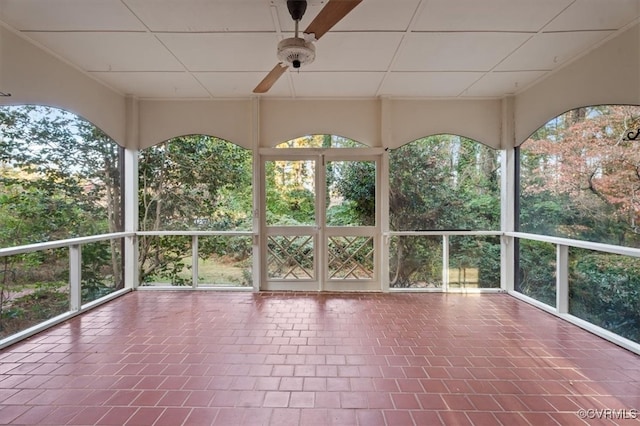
top-left (1, 0), bottom-right (639, 100)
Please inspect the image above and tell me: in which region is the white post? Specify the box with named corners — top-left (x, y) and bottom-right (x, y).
top-left (556, 244), bottom-right (569, 313)
top-left (69, 244), bottom-right (82, 311)
top-left (380, 151), bottom-right (390, 292)
top-left (380, 97), bottom-right (392, 292)
top-left (251, 97), bottom-right (261, 291)
top-left (192, 235), bottom-right (199, 289)
top-left (442, 235), bottom-right (449, 292)
top-left (500, 96), bottom-right (516, 292)
top-left (123, 95), bottom-right (139, 289)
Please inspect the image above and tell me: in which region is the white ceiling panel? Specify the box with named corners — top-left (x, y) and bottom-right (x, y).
top-left (297, 0), bottom-right (420, 33)
top-left (123, 0), bottom-right (275, 32)
top-left (0, 0), bottom-right (145, 31)
top-left (290, 72), bottom-right (385, 97)
top-left (394, 33), bottom-right (531, 72)
top-left (380, 72), bottom-right (484, 97)
top-left (92, 72), bottom-right (210, 98)
top-left (1, 0), bottom-right (638, 100)
top-left (496, 31), bottom-right (614, 71)
top-left (276, 0), bottom-right (420, 33)
top-left (462, 71), bottom-right (547, 97)
top-left (158, 33), bottom-right (278, 72)
top-left (196, 72), bottom-right (291, 98)
top-left (544, 0), bottom-right (640, 31)
top-left (26, 32), bottom-right (185, 72)
top-left (415, 0), bottom-right (573, 32)
top-left (303, 32), bottom-right (403, 72)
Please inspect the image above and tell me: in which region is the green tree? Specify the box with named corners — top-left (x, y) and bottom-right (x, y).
top-left (138, 135), bottom-right (253, 284)
top-left (329, 135), bottom-right (500, 287)
top-left (0, 105), bottom-right (122, 331)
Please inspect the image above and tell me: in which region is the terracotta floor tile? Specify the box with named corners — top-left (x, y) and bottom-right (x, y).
top-left (94, 406), bottom-right (138, 425)
top-left (269, 408), bottom-right (301, 426)
top-left (183, 407), bottom-right (219, 425)
top-left (67, 406), bottom-right (111, 425)
top-left (439, 410), bottom-right (474, 426)
top-left (383, 409), bottom-right (415, 426)
top-left (356, 409), bottom-right (385, 426)
top-left (0, 292), bottom-right (637, 425)
top-left (299, 408), bottom-right (328, 425)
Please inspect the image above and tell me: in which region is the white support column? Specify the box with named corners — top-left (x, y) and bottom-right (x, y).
top-left (556, 244), bottom-right (569, 313)
top-left (317, 154), bottom-right (326, 292)
top-left (69, 244), bottom-right (82, 311)
top-left (500, 96), bottom-right (516, 292)
top-left (442, 235), bottom-right (449, 292)
top-left (380, 150), bottom-right (390, 292)
top-left (380, 97), bottom-right (392, 292)
top-left (251, 97), bottom-right (261, 292)
top-left (124, 96), bottom-right (139, 289)
top-left (192, 236), bottom-right (199, 289)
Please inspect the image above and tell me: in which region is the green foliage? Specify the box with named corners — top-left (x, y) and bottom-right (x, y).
top-left (389, 236), bottom-right (442, 288)
top-left (0, 105), bottom-right (123, 333)
top-left (139, 135), bottom-right (252, 231)
top-left (519, 106), bottom-right (640, 341)
top-left (138, 135), bottom-right (253, 285)
top-left (331, 161), bottom-right (375, 226)
top-left (520, 105), bottom-right (640, 247)
top-left (0, 280), bottom-right (68, 338)
top-left (517, 239), bottom-right (556, 306)
top-left (569, 251), bottom-right (640, 343)
top-left (383, 135), bottom-right (500, 287)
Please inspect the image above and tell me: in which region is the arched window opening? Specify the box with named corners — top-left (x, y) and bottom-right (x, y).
top-left (388, 134), bottom-right (500, 290)
top-left (518, 105), bottom-right (640, 344)
top-left (520, 105), bottom-right (640, 246)
top-left (0, 105), bottom-right (123, 335)
top-left (139, 135), bottom-right (252, 288)
top-left (275, 134), bottom-right (367, 148)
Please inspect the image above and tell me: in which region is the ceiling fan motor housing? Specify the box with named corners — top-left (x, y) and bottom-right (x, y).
top-left (277, 37), bottom-right (315, 68)
top-left (287, 0), bottom-right (307, 21)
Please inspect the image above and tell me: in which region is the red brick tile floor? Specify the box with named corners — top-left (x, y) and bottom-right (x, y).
top-left (0, 292), bottom-right (638, 425)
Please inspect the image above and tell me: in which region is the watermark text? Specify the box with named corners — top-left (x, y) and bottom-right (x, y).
top-left (577, 409), bottom-right (638, 420)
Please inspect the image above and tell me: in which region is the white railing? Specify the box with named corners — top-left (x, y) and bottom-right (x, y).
top-left (1, 229), bottom-right (639, 355)
top-left (0, 232), bottom-right (135, 349)
top-left (136, 230), bottom-right (254, 290)
top-left (385, 231), bottom-right (503, 293)
top-left (506, 231), bottom-right (640, 355)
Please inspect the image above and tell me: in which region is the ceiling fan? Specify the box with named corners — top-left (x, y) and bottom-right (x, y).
top-left (253, 0), bottom-right (363, 94)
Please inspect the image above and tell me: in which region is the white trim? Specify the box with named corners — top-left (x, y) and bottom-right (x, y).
top-left (387, 231), bottom-right (501, 237)
top-left (137, 231), bottom-right (252, 237)
top-left (69, 244), bottom-right (82, 312)
top-left (136, 286), bottom-right (253, 292)
top-left (442, 235), bottom-right (449, 292)
top-left (556, 245), bottom-right (569, 314)
top-left (507, 232), bottom-right (640, 257)
top-left (191, 236), bottom-right (199, 289)
top-left (124, 147), bottom-right (139, 289)
top-left (0, 232), bottom-right (133, 257)
top-left (259, 147), bottom-right (385, 157)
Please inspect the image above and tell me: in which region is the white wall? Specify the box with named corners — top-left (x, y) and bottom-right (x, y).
top-left (136, 97), bottom-right (503, 149)
top-left (139, 100), bottom-right (254, 150)
top-left (515, 24), bottom-right (640, 145)
top-left (2, 20), bottom-right (638, 150)
top-left (0, 25), bottom-right (126, 144)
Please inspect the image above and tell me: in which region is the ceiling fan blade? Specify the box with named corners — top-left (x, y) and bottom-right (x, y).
top-left (304, 0), bottom-right (362, 40)
top-left (253, 63), bottom-right (288, 94)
